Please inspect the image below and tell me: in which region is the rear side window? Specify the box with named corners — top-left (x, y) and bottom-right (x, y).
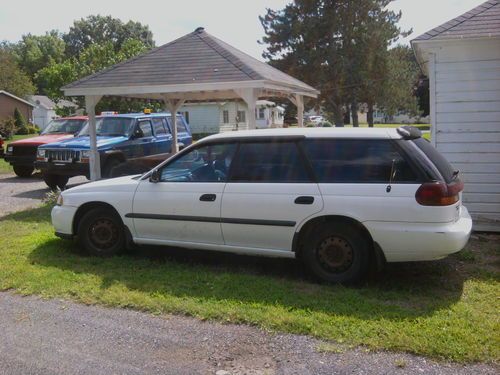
top-left (230, 142), bottom-right (311, 183)
top-left (411, 138), bottom-right (455, 183)
top-left (303, 139), bottom-right (417, 183)
top-left (168, 116), bottom-right (187, 133)
top-left (152, 118), bottom-right (168, 135)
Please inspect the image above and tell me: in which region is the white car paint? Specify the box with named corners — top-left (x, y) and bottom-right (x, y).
top-left (52, 127), bottom-right (472, 263)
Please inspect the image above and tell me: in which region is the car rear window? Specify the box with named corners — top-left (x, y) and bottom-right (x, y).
top-left (411, 138), bottom-right (455, 183)
top-left (303, 139), bottom-right (417, 183)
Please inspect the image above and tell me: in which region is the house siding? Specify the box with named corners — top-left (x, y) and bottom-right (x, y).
top-left (431, 38), bottom-right (500, 231)
top-left (0, 93), bottom-right (33, 124)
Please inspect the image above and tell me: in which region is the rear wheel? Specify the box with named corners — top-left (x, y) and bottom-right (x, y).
top-left (77, 207), bottom-right (124, 257)
top-left (302, 222), bottom-right (370, 284)
top-left (43, 173), bottom-right (69, 190)
top-left (13, 165), bottom-right (34, 177)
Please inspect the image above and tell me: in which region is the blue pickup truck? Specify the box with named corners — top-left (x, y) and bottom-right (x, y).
top-left (35, 112), bottom-right (192, 189)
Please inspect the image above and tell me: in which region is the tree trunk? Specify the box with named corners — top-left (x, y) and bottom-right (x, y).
top-left (351, 101), bottom-right (359, 127)
top-left (343, 103), bottom-right (350, 124)
top-left (367, 103), bottom-right (374, 127)
top-left (334, 110), bottom-right (344, 127)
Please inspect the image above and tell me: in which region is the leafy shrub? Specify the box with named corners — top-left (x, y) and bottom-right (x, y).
top-left (0, 118), bottom-right (16, 139)
top-left (27, 124), bottom-right (40, 134)
top-left (15, 126), bottom-right (29, 135)
top-left (320, 121), bottom-right (333, 127)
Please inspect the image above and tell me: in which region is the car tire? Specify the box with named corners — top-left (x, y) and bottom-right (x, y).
top-left (77, 207), bottom-right (124, 257)
top-left (43, 174), bottom-right (69, 190)
top-left (103, 158), bottom-right (123, 178)
top-left (13, 165), bottom-right (34, 177)
top-left (301, 222), bottom-right (370, 284)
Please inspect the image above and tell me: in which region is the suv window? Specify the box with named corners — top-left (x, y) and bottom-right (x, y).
top-left (152, 118), bottom-right (168, 135)
top-left (168, 116), bottom-right (187, 133)
top-left (229, 142), bottom-right (310, 183)
top-left (303, 139), bottom-right (417, 183)
top-left (137, 120), bottom-right (153, 138)
top-left (160, 143), bottom-right (237, 182)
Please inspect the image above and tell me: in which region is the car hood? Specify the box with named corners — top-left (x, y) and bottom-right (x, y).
top-left (64, 174), bottom-right (142, 196)
top-left (10, 134), bottom-right (74, 146)
top-left (39, 135), bottom-right (128, 150)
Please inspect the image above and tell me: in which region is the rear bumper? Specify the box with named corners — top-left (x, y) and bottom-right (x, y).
top-left (35, 161), bottom-right (89, 177)
top-left (4, 154), bottom-right (35, 166)
top-left (365, 206), bottom-right (473, 262)
top-left (51, 205), bottom-right (78, 237)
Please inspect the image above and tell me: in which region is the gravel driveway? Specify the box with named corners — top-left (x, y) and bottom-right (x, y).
top-left (0, 173), bottom-right (86, 217)
top-left (0, 292), bottom-right (496, 375)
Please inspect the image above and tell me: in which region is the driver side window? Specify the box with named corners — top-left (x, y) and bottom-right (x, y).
top-left (160, 143), bottom-right (237, 182)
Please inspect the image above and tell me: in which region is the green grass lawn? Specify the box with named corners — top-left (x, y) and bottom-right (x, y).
top-left (0, 205), bottom-right (498, 363)
top-left (0, 134), bottom-right (37, 174)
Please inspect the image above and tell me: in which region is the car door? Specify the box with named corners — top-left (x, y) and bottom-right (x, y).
top-left (221, 140), bottom-right (324, 251)
top-left (131, 142), bottom-right (237, 245)
top-left (129, 119), bottom-right (155, 158)
top-left (152, 117), bottom-right (172, 158)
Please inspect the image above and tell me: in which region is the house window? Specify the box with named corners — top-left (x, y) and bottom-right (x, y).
top-left (223, 110), bottom-right (229, 124)
top-left (258, 107), bottom-right (265, 119)
top-left (183, 111), bottom-right (190, 124)
top-left (237, 110), bottom-right (246, 123)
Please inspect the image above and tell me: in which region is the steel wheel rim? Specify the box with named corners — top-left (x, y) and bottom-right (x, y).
top-left (88, 217), bottom-right (118, 250)
top-left (317, 236), bottom-right (354, 273)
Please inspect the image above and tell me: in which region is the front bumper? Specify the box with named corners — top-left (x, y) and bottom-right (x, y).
top-left (4, 154), bottom-right (35, 166)
top-left (35, 160), bottom-right (89, 177)
top-left (365, 206), bottom-right (473, 262)
top-left (51, 205), bottom-right (78, 237)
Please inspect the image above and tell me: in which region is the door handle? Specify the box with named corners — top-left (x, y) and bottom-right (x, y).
top-left (200, 194), bottom-right (216, 202)
top-left (295, 196), bottom-right (314, 205)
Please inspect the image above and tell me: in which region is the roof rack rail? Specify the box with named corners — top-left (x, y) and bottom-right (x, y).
top-left (397, 126), bottom-right (422, 140)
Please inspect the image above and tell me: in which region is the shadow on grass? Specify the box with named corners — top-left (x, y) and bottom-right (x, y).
top-left (7, 205), bottom-right (494, 321)
top-left (0, 205), bottom-right (52, 223)
top-left (26, 237), bottom-right (476, 321)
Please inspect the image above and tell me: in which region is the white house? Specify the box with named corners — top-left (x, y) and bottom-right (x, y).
top-left (29, 95), bottom-right (79, 130)
top-left (29, 95), bottom-right (57, 130)
top-left (412, 0), bottom-right (500, 231)
top-left (180, 100), bottom-right (284, 135)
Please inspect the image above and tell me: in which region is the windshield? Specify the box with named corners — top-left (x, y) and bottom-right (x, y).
top-left (78, 117), bottom-right (135, 137)
top-left (41, 119), bottom-right (86, 135)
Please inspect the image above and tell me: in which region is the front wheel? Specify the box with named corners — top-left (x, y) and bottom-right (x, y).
top-left (13, 165), bottom-right (34, 177)
top-left (43, 173), bottom-right (69, 190)
top-left (301, 222), bottom-right (370, 284)
top-left (77, 207), bottom-right (124, 257)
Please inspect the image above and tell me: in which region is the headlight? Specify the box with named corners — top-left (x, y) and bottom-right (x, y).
top-left (56, 194), bottom-right (63, 206)
top-left (37, 149), bottom-right (46, 158)
top-left (6, 145), bottom-right (13, 154)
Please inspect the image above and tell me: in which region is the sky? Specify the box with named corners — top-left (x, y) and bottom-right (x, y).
top-left (0, 0), bottom-right (486, 60)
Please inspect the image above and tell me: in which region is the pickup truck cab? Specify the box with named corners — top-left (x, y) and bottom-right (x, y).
top-left (35, 112), bottom-right (191, 189)
top-left (2, 117), bottom-right (87, 177)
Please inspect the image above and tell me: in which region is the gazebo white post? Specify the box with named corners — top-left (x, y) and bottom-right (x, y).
top-left (162, 96), bottom-right (186, 154)
top-left (85, 95), bottom-right (102, 181)
top-left (288, 94), bottom-right (304, 127)
top-left (235, 88), bottom-right (257, 129)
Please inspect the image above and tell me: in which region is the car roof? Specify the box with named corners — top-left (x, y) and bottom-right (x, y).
top-left (57, 116), bottom-right (88, 120)
top-left (201, 127), bottom-right (402, 142)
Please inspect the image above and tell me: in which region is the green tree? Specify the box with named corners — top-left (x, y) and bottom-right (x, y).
top-left (260, 0), bottom-right (408, 126)
top-left (12, 31), bottom-right (66, 79)
top-left (13, 108), bottom-right (28, 134)
top-left (0, 50), bottom-right (35, 97)
top-left (63, 15), bottom-right (154, 57)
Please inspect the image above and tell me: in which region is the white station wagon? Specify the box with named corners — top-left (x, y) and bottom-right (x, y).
top-left (52, 127), bottom-right (472, 283)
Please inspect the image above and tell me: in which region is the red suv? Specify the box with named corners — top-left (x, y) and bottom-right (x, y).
top-left (2, 116), bottom-right (87, 177)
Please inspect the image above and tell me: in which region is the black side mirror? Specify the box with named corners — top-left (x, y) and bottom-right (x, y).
top-left (150, 169), bottom-right (160, 183)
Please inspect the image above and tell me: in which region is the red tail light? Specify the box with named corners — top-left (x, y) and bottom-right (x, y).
top-left (415, 180), bottom-right (464, 206)
top-left (0, 138), bottom-right (3, 148)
